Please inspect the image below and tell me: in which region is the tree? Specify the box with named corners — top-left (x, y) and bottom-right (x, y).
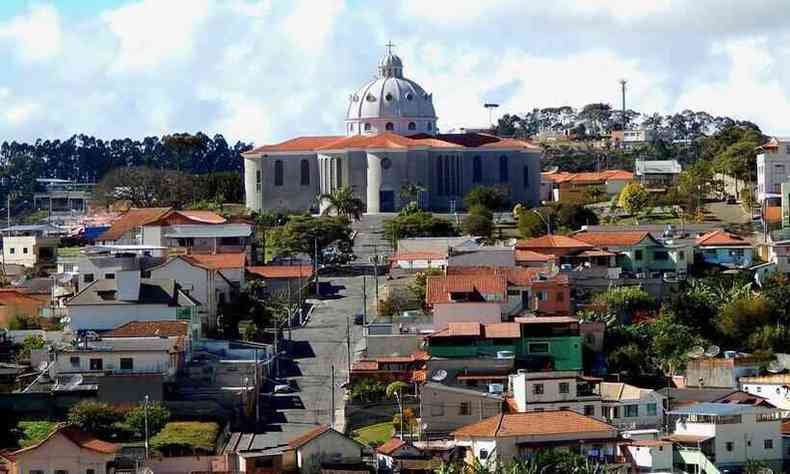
top-left (94, 166), bottom-right (194, 208)
top-left (319, 186), bottom-right (365, 221)
top-left (464, 186), bottom-right (509, 212)
top-left (617, 182), bottom-right (650, 224)
top-left (462, 205), bottom-right (494, 240)
top-left (269, 215), bottom-right (354, 263)
top-left (592, 286), bottom-right (655, 324)
top-left (125, 402), bottom-right (170, 438)
top-left (399, 183), bottom-right (425, 209)
top-left (386, 381), bottom-right (409, 438)
top-left (382, 211), bottom-right (457, 249)
top-left (409, 268), bottom-right (443, 302)
top-left (17, 334), bottom-right (45, 360)
top-left (67, 401), bottom-right (124, 438)
top-left (716, 295), bottom-right (773, 349)
top-left (650, 311), bottom-right (705, 375)
top-left (516, 207), bottom-right (549, 238)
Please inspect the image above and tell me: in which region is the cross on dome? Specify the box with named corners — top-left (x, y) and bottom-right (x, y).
top-left (378, 41), bottom-right (403, 78)
top-left (385, 41), bottom-right (396, 55)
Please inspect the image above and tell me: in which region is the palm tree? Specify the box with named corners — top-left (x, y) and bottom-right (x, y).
top-left (319, 186), bottom-right (365, 221)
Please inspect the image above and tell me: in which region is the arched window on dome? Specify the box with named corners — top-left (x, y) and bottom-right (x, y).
top-left (364, 123), bottom-right (372, 132)
top-left (274, 160), bottom-right (284, 187)
top-left (385, 122), bottom-right (394, 131)
top-left (499, 155), bottom-right (509, 183)
top-left (408, 122), bottom-right (416, 131)
top-left (473, 156), bottom-right (482, 183)
top-left (427, 122), bottom-right (433, 131)
top-left (523, 165), bottom-right (530, 188)
top-left (300, 159), bottom-right (310, 186)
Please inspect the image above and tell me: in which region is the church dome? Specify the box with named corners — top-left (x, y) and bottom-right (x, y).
top-left (345, 48), bottom-right (438, 136)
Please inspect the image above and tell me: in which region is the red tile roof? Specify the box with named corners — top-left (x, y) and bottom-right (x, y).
top-left (765, 206), bottom-right (781, 224)
top-left (483, 322), bottom-right (521, 338)
top-left (514, 250), bottom-right (555, 263)
top-left (13, 425), bottom-right (118, 455)
top-left (516, 235), bottom-right (592, 250)
top-left (184, 253), bottom-right (246, 270)
top-left (573, 231), bottom-right (652, 247)
top-left (543, 170), bottom-right (633, 184)
top-left (447, 266), bottom-right (567, 287)
top-left (245, 136), bottom-right (345, 154)
top-left (425, 274), bottom-right (507, 304)
top-left (452, 410), bottom-right (616, 439)
top-left (247, 265), bottom-right (314, 279)
top-left (696, 229), bottom-right (749, 247)
top-left (98, 207), bottom-right (172, 242)
top-left (172, 210), bottom-right (226, 224)
top-left (447, 321), bottom-right (482, 337)
top-left (288, 425), bottom-right (333, 448)
top-left (391, 251), bottom-right (448, 261)
top-left (377, 437), bottom-right (408, 455)
top-left (104, 320), bottom-right (189, 338)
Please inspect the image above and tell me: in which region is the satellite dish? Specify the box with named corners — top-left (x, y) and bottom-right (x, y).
top-left (704, 345), bottom-right (720, 358)
top-left (767, 361), bottom-right (783, 374)
top-left (431, 370), bottom-right (448, 382)
top-left (687, 346), bottom-right (705, 359)
top-left (64, 374), bottom-right (83, 390)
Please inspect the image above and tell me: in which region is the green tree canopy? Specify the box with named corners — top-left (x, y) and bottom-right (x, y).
top-left (67, 401), bottom-right (124, 439)
top-left (462, 205), bottom-right (494, 240)
top-left (464, 186), bottom-right (510, 211)
top-left (124, 402), bottom-right (170, 438)
top-left (269, 214), bottom-right (354, 262)
top-left (319, 186), bottom-right (365, 221)
top-left (382, 211), bottom-right (458, 249)
top-left (617, 181), bottom-right (651, 224)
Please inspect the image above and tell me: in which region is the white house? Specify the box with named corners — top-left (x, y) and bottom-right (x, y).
top-left (757, 136), bottom-right (790, 203)
top-left (621, 439), bottom-right (674, 472)
top-left (600, 382), bottom-right (665, 431)
top-left (508, 370), bottom-right (603, 419)
top-left (667, 402), bottom-right (784, 473)
top-left (740, 373), bottom-right (790, 410)
top-left (286, 425), bottom-right (367, 474)
top-left (1, 224), bottom-right (61, 268)
top-left (51, 336), bottom-right (184, 379)
top-left (635, 159), bottom-right (682, 189)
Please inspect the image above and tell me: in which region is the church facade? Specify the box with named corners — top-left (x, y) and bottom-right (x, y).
top-left (243, 50), bottom-right (542, 214)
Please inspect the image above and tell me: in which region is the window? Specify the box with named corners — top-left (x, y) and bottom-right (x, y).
top-left (499, 155), bottom-right (509, 182)
top-left (634, 250), bottom-right (643, 261)
top-left (559, 382), bottom-right (569, 393)
top-left (647, 403), bottom-right (657, 416)
top-left (479, 449), bottom-right (489, 460)
top-left (385, 93), bottom-right (393, 101)
top-left (364, 122), bottom-right (372, 131)
top-left (300, 159), bottom-right (310, 186)
top-left (70, 356), bottom-right (80, 368)
top-left (8, 248), bottom-right (14, 254)
top-left (679, 250), bottom-right (685, 259)
top-left (90, 358), bottom-right (103, 371)
top-left (529, 342), bottom-right (549, 353)
top-left (436, 157), bottom-right (444, 196)
top-left (141, 270), bottom-right (151, 278)
top-left (120, 358), bottom-right (134, 371)
top-left (726, 442), bottom-right (734, 452)
top-left (385, 122), bottom-right (394, 131)
top-left (533, 383), bottom-right (544, 395)
top-left (408, 122), bottom-right (416, 130)
top-left (523, 165), bottom-right (530, 187)
top-left (104, 273), bottom-right (115, 279)
top-left (22, 247), bottom-right (28, 254)
top-left (584, 405), bottom-right (595, 416)
top-left (63, 263), bottom-right (74, 273)
top-left (459, 401), bottom-right (471, 415)
top-left (427, 122), bottom-right (433, 130)
top-left (536, 291), bottom-right (547, 301)
top-left (274, 160), bottom-right (284, 186)
top-left (624, 404), bottom-right (638, 417)
top-left (83, 273), bottom-right (94, 283)
top-left (256, 169), bottom-right (261, 184)
top-left (765, 439), bottom-right (774, 449)
top-left (336, 159), bottom-right (343, 188)
top-left (472, 156), bottom-right (482, 183)
top-left (654, 251), bottom-right (669, 260)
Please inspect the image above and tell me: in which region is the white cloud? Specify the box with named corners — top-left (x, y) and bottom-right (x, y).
top-left (0, 4), bottom-right (62, 62)
top-left (5, 102), bottom-right (40, 125)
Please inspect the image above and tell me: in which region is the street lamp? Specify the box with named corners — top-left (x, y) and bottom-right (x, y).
top-left (144, 394), bottom-right (150, 459)
top-left (531, 209), bottom-right (552, 235)
top-left (484, 103), bottom-right (500, 128)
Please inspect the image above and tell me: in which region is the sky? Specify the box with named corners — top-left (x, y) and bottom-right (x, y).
top-left (1, 0), bottom-right (790, 145)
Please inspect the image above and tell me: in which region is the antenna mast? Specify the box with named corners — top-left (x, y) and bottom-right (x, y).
top-left (619, 79), bottom-right (627, 130)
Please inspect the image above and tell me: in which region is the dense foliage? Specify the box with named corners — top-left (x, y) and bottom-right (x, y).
top-left (150, 421), bottom-right (220, 455)
top-left (383, 210), bottom-right (458, 249)
top-left (124, 402), bottom-right (171, 437)
top-left (269, 214), bottom-right (354, 262)
top-left (67, 401), bottom-right (125, 439)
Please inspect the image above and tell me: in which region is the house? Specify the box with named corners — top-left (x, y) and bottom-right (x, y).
top-left (425, 274), bottom-right (507, 307)
top-left (2, 424), bottom-right (119, 474)
top-left (0, 289), bottom-right (49, 328)
top-left (104, 319), bottom-right (193, 358)
top-left (696, 229), bottom-right (754, 268)
top-left (740, 374), bottom-right (790, 410)
top-left (573, 230), bottom-right (690, 277)
top-left (451, 410), bottom-right (620, 465)
top-left (350, 350), bottom-right (428, 384)
top-left (149, 255), bottom-right (238, 331)
top-left (447, 248), bottom-right (515, 268)
top-left (65, 271), bottom-right (201, 333)
top-left (620, 439), bottom-right (674, 473)
top-left (514, 235), bottom-right (620, 279)
top-left (666, 403), bottom-right (784, 473)
top-left (612, 129), bottom-right (657, 150)
top-left (1, 224), bottom-right (61, 268)
top-left (757, 136), bottom-right (790, 203)
top-left (634, 159), bottom-right (681, 189)
top-left (507, 370), bottom-right (603, 418)
top-left (376, 437), bottom-right (429, 472)
top-left (684, 356), bottom-right (761, 389)
top-left (421, 381), bottom-right (504, 436)
top-left (390, 251), bottom-right (447, 271)
top-left (246, 265), bottom-right (314, 300)
top-left (600, 382), bottom-right (665, 431)
top-left (96, 207), bottom-right (252, 257)
top-left (541, 170), bottom-right (633, 202)
top-left (76, 252), bottom-right (165, 291)
top-left (32, 178), bottom-right (95, 217)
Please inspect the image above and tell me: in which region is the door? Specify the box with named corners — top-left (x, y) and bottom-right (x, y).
top-left (380, 190), bottom-right (395, 212)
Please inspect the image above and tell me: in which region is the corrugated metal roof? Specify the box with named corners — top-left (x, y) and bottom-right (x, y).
top-left (164, 223), bottom-right (252, 238)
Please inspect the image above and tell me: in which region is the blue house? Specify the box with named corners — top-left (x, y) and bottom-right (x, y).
top-left (696, 230), bottom-right (753, 268)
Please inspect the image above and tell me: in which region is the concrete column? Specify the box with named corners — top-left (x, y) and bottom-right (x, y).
top-left (366, 152), bottom-right (382, 214)
top-left (243, 157), bottom-right (260, 212)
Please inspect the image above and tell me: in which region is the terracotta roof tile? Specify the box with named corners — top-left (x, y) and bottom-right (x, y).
top-left (515, 250), bottom-right (555, 262)
top-left (483, 322), bottom-right (521, 338)
top-left (245, 136), bottom-right (345, 154)
top-left (696, 229), bottom-right (749, 247)
top-left (352, 360), bottom-right (379, 371)
top-left (516, 235), bottom-right (593, 250)
top-left (246, 265), bottom-right (314, 279)
top-left (425, 274), bottom-right (507, 304)
top-left (573, 231), bottom-right (652, 247)
top-left (184, 253), bottom-right (246, 270)
top-left (104, 320), bottom-right (189, 338)
top-left (391, 251), bottom-right (448, 261)
top-left (452, 410), bottom-right (616, 438)
top-left (447, 321), bottom-right (482, 337)
top-left (13, 424), bottom-right (118, 455)
top-left (543, 170), bottom-right (633, 184)
top-left (411, 369), bottom-right (427, 383)
top-left (377, 437), bottom-right (408, 455)
top-left (446, 266), bottom-right (567, 287)
top-left (765, 206), bottom-right (781, 224)
top-left (98, 207), bottom-right (172, 242)
top-left (172, 210), bottom-right (226, 224)
top-left (288, 425), bottom-right (334, 449)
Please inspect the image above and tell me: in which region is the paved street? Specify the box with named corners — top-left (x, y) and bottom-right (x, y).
top-left (705, 201), bottom-right (753, 225)
top-left (261, 273), bottom-right (371, 436)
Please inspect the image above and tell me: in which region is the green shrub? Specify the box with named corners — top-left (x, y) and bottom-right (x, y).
top-left (67, 401), bottom-right (124, 438)
top-left (124, 402), bottom-right (170, 438)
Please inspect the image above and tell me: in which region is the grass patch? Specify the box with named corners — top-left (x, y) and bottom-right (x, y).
top-left (150, 421), bottom-right (220, 454)
top-left (352, 422), bottom-right (393, 447)
top-left (18, 421), bottom-right (57, 447)
top-left (57, 246), bottom-right (83, 257)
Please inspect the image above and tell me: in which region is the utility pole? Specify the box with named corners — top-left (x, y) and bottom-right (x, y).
top-left (144, 394), bottom-right (150, 459)
top-left (619, 79), bottom-right (627, 130)
top-left (330, 365), bottom-right (335, 428)
top-left (346, 316), bottom-right (352, 384)
top-left (314, 237), bottom-right (320, 296)
top-left (362, 274), bottom-right (367, 326)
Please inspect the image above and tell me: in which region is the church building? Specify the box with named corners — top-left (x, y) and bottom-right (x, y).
top-left (243, 48), bottom-right (542, 214)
